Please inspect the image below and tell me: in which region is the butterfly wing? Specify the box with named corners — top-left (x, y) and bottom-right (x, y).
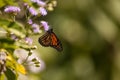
top-left (50, 32), bottom-right (63, 52)
top-left (38, 29), bottom-right (63, 52)
top-left (38, 32), bottom-right (51, 47)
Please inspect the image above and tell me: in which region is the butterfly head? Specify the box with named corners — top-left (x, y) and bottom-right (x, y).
top-left (47, 28), bottom-right (53, 33)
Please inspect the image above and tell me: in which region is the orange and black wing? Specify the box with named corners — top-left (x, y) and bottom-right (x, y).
top-left (49, 30), bottom-right (63, 52)
top-left (38, 29), bottom-right (63, 52)
top-left (38, 31), bottom-right (51, 47)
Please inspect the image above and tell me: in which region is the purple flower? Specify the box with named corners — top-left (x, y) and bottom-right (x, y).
top-left (28, 19), bottom-right (33, 25)
top-left (31, 0), bottom-right (46, 6)
top-left (24, 3), bottom-right (29, 8)
top-left (32, 23), bottom-right (40, 33)
top-left (33, 28), bottom-right (40, 33)
top-left (39, 7), bottom-right (47, 16)
top-left (40, 21), bottom-right (49, 31)
top-left (32, 23), bottom-right (39, 28)
top-left (4, 6), bottom-right (21, 13)
top-left (31, 0), bottom-right (38, 3)
top-left (25, 37), bottom-right (33, 45)
top-left (28, 7), bottom-right (38, 16)
top-left (37, 0), bottom-right (46, 6)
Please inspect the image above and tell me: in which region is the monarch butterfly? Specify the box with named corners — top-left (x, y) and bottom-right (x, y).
top-left (38, 29), bottom-right (63, 52)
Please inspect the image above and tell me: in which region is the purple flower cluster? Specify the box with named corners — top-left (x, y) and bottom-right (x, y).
top-left (28, 19), bottom-right (33, 25)
top-left (40, 21), bottom-right (49, 31)
top-left (31, 0), bottom-right (46, 6)
top-left (27, 19), bottom-right (49, 32)
top-left (24, 3), bottom-right (29, 8)
top-left (32, 23), bottom-right (40, 33)
top-left (4, 6), bottom-right (20, 13)
top-left (1, 0), bottom-right (57, 77)
top-left (29, 7), bottom-right (38, 16)
top-left (28, 7), bottom-right (47, 16)
top-left (39, 7), bottom-right (47, 16)
top-left (29, 0), bottom-right (47, 16)
top-left (3, 0), bottom-right (53, 44)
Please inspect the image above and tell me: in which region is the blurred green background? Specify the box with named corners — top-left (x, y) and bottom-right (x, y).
top-left (33, 0), bottom-right (120, 80)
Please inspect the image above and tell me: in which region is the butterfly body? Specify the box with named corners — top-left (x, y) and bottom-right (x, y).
top-left (38, 29), bottom-right (63, 52)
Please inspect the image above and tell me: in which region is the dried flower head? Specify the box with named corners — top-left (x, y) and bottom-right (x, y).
top-left (0, 49), bottom-right (7, 74)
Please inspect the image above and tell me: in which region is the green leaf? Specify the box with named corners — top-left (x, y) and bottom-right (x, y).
top-left (6, 53), bottom-right (17, 70)
top-left (23, 0), bottom-right (31, 4)
top-left (16, 64), bottom-right (26, 74)
top-left (0, 0), bottom-right (18, 8)
top-left (2, 43), bottom-right (18, 51)
top-left (0, 38), bottom-right (17, 51)
top-left (0, 74), bottom-right (5, 80)
top-left (0, 38), bottom-right (15, 44)
top-left (9, 28), bottom-right (25, 38)
top-left (6, 52), bottom-right (27, 75)
top-left (4, 68), bottom-right (17, 80)
top-left (0, 0), bottom-right (5, 7)
top-left (7, 21), bottom-right (25, 33)
top-left (0, 18), bottom-right (26, 37)
top-left (3, 0), bottom-right (17, 5)
top-left (0, 18), bottom-right (10, 26)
